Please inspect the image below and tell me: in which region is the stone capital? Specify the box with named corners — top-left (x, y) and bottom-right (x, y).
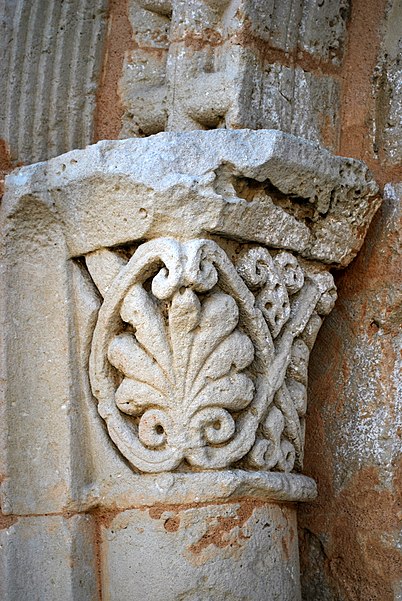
top-left (1, 129), bottom-right (379, 513)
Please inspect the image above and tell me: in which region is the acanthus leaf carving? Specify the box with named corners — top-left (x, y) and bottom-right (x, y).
top-left (88, 237), bottom-right (336, 474)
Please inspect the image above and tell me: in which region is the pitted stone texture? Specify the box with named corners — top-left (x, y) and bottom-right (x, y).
top-left (164, 49), bottom-right (341, 149)
top-left (298, 182), bottom-right (402, 601)
top-left (0, 0), bottom-right (108, 164)
top-left (121, 0), bottom-right (347, 149)
top-left (0, 515), bottom-right (97, 601)
top-left (299, 0), bottom-right (350, 64)
top-left (90, 471), bottom-right (317, 510)
top-left (256, 63), bottom-right (340, 147)
top-left (120, 0), bottom-right (170, 137)
top-left (0, 203), bottom-right (94, 515)
top-left (374, 0), bottom-right (402, 166)
top-left (101, 502), bottom-right (301, 601)
top-left (4, 130), bottom-right (379, 266)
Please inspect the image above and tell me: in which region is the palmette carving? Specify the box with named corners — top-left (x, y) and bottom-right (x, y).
top-left (88, 238), bottom-right (336, 474)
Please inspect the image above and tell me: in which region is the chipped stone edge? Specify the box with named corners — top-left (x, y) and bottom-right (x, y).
top-left (3, 129), bottom-right (380, 267)
top-left (4, 128), bottom-right (377, 200)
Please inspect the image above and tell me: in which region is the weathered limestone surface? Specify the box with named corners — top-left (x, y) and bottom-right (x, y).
top-left (0, 129), bottom-right (380, 599)
top-left (0, 515), bottom-right (97, 601)
top-left (374, 0), bottom-right (402, 166)
top-left (5, 130), bottom-right (379, 265)
top-left (101, 502), bottom-right (300, 601)
top-left (299, 182), bottom-right (402, 601)
top-left (0, 0), bottom-right (108, 164)
top-left (120, 0), bottom-right (349, 149)
top-left (0, 1), bottom-right (399, 599)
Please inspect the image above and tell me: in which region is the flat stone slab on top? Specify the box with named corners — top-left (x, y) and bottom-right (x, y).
top-left (4, 129), bottom-right (379, 266)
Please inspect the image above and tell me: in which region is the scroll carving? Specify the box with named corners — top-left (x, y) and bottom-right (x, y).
top-left (88, 238), bottom-right (336, 474)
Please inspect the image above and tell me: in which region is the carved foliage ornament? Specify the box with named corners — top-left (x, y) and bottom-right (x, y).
top-left (88, 238), bottom-right (336, 474)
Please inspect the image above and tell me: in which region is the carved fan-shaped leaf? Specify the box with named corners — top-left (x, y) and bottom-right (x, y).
top-left (107, 286), bottom-right (255, 432)
top-left (190, 374), bottom-right (254, 413)
top-left (90, 237), bottom-right (337, 474)
top-left (191, 329), bottom-right (254, 397)
top-left (120, 284), bottom-right (174, 382)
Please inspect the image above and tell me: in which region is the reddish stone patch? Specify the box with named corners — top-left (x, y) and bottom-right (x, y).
top-left (163, 515), bottom-right (181, 532)
top-left (0, 510), bottom-right (18, 530)
top-left (299, 190), bottom-right (402, 600)
top-left (94, 0), bottom-right (134, 141)
top-left (188, 500), bottom-right (261, 555)
top-left (0, 139), bottom-right (13, 198)
top-left (90, 505), bottom-right (122, 530)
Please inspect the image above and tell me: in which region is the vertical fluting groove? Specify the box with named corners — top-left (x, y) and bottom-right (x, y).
top-left (81, 0), bottom-right (108, 148)
top-left (65, 0), bottom-right (88, 153)
top-left (0, 1), bottom-right (14, 131)
top-left (47, 0), bottom-right (78, 159)
top-left (17, 0), bottom-right (43, 162)
top-left (0, 0), bottom-right (108, 164)
top-left (4, 0), bottom-right (30, 158)
top-left (31, 0), bottom-right (61, 163)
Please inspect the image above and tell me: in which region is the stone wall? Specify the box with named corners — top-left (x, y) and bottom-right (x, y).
top-left (0, 1), bottom-right (401, 600)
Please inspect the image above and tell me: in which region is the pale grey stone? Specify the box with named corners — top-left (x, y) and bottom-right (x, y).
top-left (122, 0), bottom-right (345, 149)
top-left (0, 209), bottom-right (319, 514)
top-left (259, 63), bottom-right (340, 148)
top-left (0, 0), bottom-right (108, 164)
top-left (4, 129), bottom-right (379, 266)
top-left (101, 503), bottom-right (301, 601)
top-left (1, 129), bottom-right (378, 518)
top-left (0, 3), bottom-right (392, 600)
top-left (87, 238), bottom-right (334, 474)
top-left (227, 0), bottom-right (304, 52)
top-left (92, 470), bottom-right (317, 510)
top-left (299, 0), bottom-right (350, 64)
top-left (0, 515), bottom-right (97, 601)
top-left (120, 0), bottom-right (170, 138)
top-left (0, 203), bottom-right (94, 515)
top-left (374, 0), bottom-right (402, 165)
top-left (164, 46), bottom-right (341, 150)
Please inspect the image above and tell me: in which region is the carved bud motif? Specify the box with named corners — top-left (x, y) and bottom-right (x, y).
top-left (88, 238), bottom-right (336, 474)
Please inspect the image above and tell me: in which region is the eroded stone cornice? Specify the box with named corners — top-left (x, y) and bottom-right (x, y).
top-left (4, 129), bottom-right (379, 266)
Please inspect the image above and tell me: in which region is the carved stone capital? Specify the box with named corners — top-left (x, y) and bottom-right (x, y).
top-left (2, 129), bottom-right (379, 508)
top-left (87, 236), bottom-right (336, 477)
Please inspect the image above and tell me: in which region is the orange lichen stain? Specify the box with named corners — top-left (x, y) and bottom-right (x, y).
top-left (188, 500), bottom-right (260, 555)
top-left (337, 467), bottom-right (401, 600)
top-left (233, 11), bottom-right (342, 78)
top-left (163, 515), bottom-right (181, 532)
top-left (0, 139), bottom-right (13, 197)
top-left (91, 515), bottom-right (105, 601)
top-left (0, 511), bottom-right (18, 530)
top-left (89, 505), bottom-right (122, 530)
top-left (145, 498), bottom-right (252, 519)
top-left (319, 113), bottom-right (339, 152)
top-left (289, 524), bottom-right (295, 544)
top-left (300, 464), bottom-right (402, 601)
top-left (89, 505), bottom-right (128, 601)
top-left (281, 532), bottom-right (290, 561)
top-left (148, 506), bottom-right (166, 520)
top-left (181, 28), bottom-right (223, 50)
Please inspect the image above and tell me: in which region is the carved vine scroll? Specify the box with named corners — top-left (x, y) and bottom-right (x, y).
top-left (88, 238), bottom-right (336, 474)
